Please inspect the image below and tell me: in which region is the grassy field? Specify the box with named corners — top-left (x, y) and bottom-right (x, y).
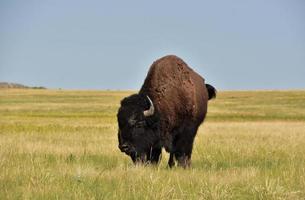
top-left (0, 89), bottom-right (305, 199)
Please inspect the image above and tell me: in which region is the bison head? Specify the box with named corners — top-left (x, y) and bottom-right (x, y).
top-left (117, 94), bottom-right (160, 164)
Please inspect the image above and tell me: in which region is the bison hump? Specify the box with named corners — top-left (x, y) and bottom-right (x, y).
top-left (140, 55), bottom-right (207, 127)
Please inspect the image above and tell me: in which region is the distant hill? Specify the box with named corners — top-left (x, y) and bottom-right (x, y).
top-left (0, 82), bottom-right (46, 89)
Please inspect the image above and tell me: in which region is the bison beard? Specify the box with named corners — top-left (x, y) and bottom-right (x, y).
top-left (117, 55), bottom-right (216, 168)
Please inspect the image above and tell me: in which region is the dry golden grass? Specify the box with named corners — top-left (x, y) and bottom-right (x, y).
top-left (0, 89), bottom-right (305, 199)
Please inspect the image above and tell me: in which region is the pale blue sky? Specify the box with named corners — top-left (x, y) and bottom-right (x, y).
top-left (1, 0), bottom-right (304, 90)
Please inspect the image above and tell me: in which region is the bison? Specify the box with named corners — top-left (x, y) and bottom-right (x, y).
top-left (117, 55), bottom-right (216, 168)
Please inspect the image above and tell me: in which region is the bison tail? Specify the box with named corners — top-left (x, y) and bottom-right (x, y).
top-left (206, 84), bottom-right (216, 100)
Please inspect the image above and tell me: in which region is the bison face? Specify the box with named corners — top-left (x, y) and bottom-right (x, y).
top-left (117, 94), bottom-right (160, 164)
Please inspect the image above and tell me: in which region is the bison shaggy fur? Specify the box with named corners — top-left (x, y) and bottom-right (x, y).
top-left (117, 55), bottom-right (216, 168)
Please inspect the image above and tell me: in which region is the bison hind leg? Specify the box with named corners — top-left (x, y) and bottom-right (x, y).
top-left (176, 153), bottom-right (191, 168)
top-left (168, 153), bottom-right (191, 168)
top-left (168, 151), bottom-right (192, 168)
top-left (169, 123), bottom-right (198, 168)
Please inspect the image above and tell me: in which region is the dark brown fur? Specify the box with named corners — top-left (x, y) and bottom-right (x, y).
top-left (117, 55), bottom-right (216, 167)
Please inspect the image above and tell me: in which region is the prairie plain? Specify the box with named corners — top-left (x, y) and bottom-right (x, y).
top-left (0, 89), bottom-right (305, 199)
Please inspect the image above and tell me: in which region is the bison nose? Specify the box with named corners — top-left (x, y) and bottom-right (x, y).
top-left (119, 144), bottom-right (129, 152)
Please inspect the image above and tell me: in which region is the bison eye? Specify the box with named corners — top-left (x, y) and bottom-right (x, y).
top-left (135, 121), bottom-right (146, 128)
top-left (128, 118), bottom-right (137, 126)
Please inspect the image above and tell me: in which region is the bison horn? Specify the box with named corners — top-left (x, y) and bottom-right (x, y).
top-left (143, 96), bottom-right (154, 117)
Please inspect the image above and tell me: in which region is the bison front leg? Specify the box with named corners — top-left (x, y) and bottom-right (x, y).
top-left (168, 153), bottom-right (175, 168)
top-left (147, 147), bottom-right (162, 164)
